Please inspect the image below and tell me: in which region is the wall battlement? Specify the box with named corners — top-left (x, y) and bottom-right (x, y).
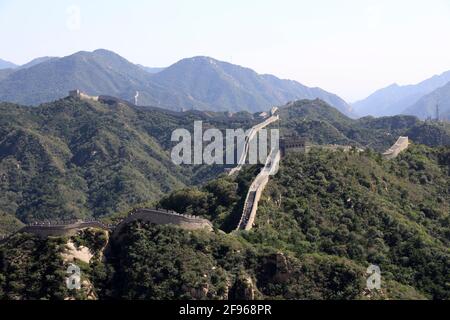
top-left (112, 208), bottom-right (213, 238)
top-left (20, 221), bottom-right (110, 238)
top-left (383, 136), bottom-right (409, 159)
top-left (9, 208), bottom-right (213, 240)
top-left (69, 90), bottom-right (99, 102)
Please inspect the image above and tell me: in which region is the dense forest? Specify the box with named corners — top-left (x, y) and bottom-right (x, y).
top-left (0, 97), bottom-right (449, 300)
top-left (0, 97), bottom-right (256, 228)
top-left (248, 145), bottom-right (449, 299)
top-left (1, 97), bottom-right (448, 232)
top-left (1, 143), bottom-right (446, 300)
top-left (279, 99), bottom-right (450, 150)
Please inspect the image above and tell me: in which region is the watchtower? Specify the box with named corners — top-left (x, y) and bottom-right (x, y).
top-left (280, 137), bottom-right (309, 157)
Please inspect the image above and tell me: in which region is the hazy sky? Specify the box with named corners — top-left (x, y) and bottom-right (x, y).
top-left (1, 0), bottom-right (450, 101)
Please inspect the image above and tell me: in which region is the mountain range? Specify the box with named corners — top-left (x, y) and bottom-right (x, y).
top-left (0, 95), bottom-right (448, 300)
top-left (403, 81), bottom-right (450, 120)
top-left (0, 49), bottom-right (353, 115)
top-left (1, 95), bottom-right (448, 229)
top-left (0, 59), bottom-right (17, 70)
top-left (0, 96), bottom-right (258, 224)
top-left (353, 71), bottom-right (450, 120)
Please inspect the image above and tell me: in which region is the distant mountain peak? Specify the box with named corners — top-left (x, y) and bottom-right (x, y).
top-left (0, 49), bottom-right (351, 115)
top-left (18, 57), bottom-right (57, 70)
top-left (353, 71), bottom-right (450, 118)
top-left (0, 58), bottom-right (18, 70)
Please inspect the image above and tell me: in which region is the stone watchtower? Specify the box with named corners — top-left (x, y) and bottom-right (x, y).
top-left (280, 137), bottom-right (309, 157)
top-left (68, 89), bottom-right (99, 102)
top-left (69, 89), bottom-right (81, 98)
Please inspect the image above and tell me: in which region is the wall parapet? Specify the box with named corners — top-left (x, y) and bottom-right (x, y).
top-left (383, 136), bottom-right (409, 159)
top-left (7, 208), bottom-right (213, 240)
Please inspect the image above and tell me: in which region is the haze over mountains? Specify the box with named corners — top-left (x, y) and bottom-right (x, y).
top-left (2, 49), bottom-right (450, 120)
top-left (0, 59), bottom-right (17, 70)
top-left (403, 81), bottom-right (450, 120)
top-left (353, 71), bottom-right (450, 120)
top-left (0, 49), bottom-right (353, 115)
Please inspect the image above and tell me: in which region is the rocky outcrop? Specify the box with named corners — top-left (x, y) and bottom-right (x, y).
top-left (229, 274), bottom-right (257, 300)
top-left (258, 252), bottom-right (293, 284)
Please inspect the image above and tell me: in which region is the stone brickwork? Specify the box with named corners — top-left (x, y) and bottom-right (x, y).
top-left (8, 209), bottom-right (213, 240)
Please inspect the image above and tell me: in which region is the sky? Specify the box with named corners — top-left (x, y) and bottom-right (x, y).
top-left (1, 0), bottom-right (450, 102)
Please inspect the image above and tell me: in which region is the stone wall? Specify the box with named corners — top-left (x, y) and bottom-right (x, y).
top-left (383, 136), bottom-right (409, 159)
top-left (19, 221), bottom-right (109, 239)
top-left (69, 90), bottom-right (99, 102)
top-left (112, 209), bottom-right (213, 238)
top-left (8, 209), bottom-right (213, 240)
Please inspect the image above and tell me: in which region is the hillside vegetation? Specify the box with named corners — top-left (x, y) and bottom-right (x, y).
top-left (0, 143), bottom-right (447, 299)
top-left (0, 96), bottom-right (448, 300)
top-left (1, 98), bottom-right (448, 227)
top-left (280, 100), bottom-right (450, 150)
top-left (0, 97), bottom-right (255, 223)
top-left (133, 144), bottom-right (449, 299)
top-left (247, 145), bottom-right (449, 299)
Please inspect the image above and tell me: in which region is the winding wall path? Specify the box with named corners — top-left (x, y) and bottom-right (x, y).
top-left (228, 114), bottom-right (280, 176)
top-left (236, 148), bottom-right (281, 231)
top-left (4, 208), bottom-right (213, 240)
top-left (382, 136), bottom-right (409, 159)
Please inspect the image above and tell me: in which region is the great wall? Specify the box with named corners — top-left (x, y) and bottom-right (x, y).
top-left (228, 108), bottom-right (279, 176)
top-left (237, 147), bottom-right (281, 230)
top-left (233, 113), bottom-right (408, 230)
top-left (0, 93), bottom-right (411, 240)
top-left (382, 136), bottom-right (409, 159)
top-left (0, 208), bottom-right (213, 242)
top-left (112, 208), bottom-right (213, 237)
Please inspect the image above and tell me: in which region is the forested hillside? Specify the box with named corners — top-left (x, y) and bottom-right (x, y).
top-left (0, 97), bottom-right (256, 226)
top-left (1, 97), bottom-right (448, 230)
top-left (2, 144), bottom-right (447, 300)
top-left (249, 145), bottom-right (449, 299)
top-left (280, 100), bottom-right (450, 150)
top-left (137, 145), bottom-right (449, 299)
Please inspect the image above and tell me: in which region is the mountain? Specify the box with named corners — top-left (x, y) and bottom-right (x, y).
top-left (403, 81), bottom-right (450, 120)
top-left (254, 144), bottom-right (449, 299)
top-left (0, 69), bottom-right (15, 82)
top-left (2, 143), bottom-right (448, 299)
top-left (353, 71), bottom-right (450, 117)
top-left (279, 99), bottom-right (450, 150)
top-left (0, 97), bottom-right (448, 300)
top-left (0, 59), bottom-right (17, 70)
top-left (150, 56), bottom-right (353, 115)
top-left (17, 56), bottom-right (58, 70)
top-left (1, 95), bottom-right (447, 229)
top-left (156, 143), bottom-right (449, 300)
top-left (0, 57), bottom-right (57, 71)
top-left (0, 49), bottom-right (352, 115)
top-left (0, 49), bottom-right (174, 106)
top-left (0, 96), bottom-right (256, 223)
